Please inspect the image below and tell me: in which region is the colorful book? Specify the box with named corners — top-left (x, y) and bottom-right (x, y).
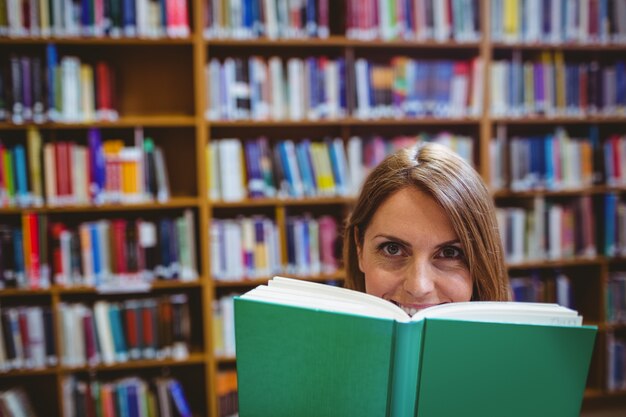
top-left (236, 277), bottom-right (597, 417)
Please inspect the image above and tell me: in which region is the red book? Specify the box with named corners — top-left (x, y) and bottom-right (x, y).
top-left (83, 312), bottom-right (98, 365)
top-left (28, 213), bottom-right (40, 288)
top-left (611, 135), bottom-right (622, 183)
top-left (318, 215), bottom-right (338, 272)
top-left (589, 0), bottom-right (598, 39)
top-left (142, 301), bottom-right (155, 355)
top-left (113, 220), bottom-right (127, 275)
top-left (65, 142), bottom-right (73, 199)
top-left (18, 308), bottom-right (30, 364)
top-left (96, 62), bottom-right (112, 114)
top-left (124, 301), bottom-right (139, 357)
top-left (50, 222), bottom-right (65, 282)
top-left (318, 0), bottom-right (329, 37)
top-left (55, 142), bottom-right (67, 198)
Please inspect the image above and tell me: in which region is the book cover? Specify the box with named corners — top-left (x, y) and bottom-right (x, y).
top-left (236, 278), bottom-right (597, 417)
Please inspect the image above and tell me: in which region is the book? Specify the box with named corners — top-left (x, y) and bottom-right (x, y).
top-left (235, 277), bottom-right (597, 417)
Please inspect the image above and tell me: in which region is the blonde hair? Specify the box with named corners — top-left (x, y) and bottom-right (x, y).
top-left (343, 143), bottom-right (510, 301)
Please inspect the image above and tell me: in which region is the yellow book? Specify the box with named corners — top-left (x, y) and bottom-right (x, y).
top-left (503, 0), bottom-right (520, 41)
top-left (27, 127), bottom-right (43, 206)
top-left (310, 143), bottom-right (330, 194)
top-left (554, 52), bottom-right (566, 113)
top-left (39, 0), bottom-right (50, 36)
top-left (43, 143), bottom-right (56, 205)
top-left (80, 64), bottom-right (95, 122)
top-left (523, 62), bottom-right (534, 114)
top-left (318, 142), bottom-right (336, 194)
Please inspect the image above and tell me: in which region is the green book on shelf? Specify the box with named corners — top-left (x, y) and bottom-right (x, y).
top-left (235, 277), bottom-right (597, 417)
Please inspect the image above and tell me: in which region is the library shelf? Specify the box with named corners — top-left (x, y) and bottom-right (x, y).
top-left (0, 116), bottom-right (197, 130)
top-left (506, 258), bottom-right (603, 270)
top-left (213, 271), bottom-right (345, 289)
top-left (493, 187), bottom-right (612, 199)
top-left (0, 368), bottom-right (58, 377)
top-left (58, 353), bottom-right (207, 373)
top-left (0, 37), bottom-right (195, 45)
top-left (0, 198), bottom-right (200, 215)
top-left (491, 42), bottom-right (626, 51)
top-left (204, 37), bottom-right (480, 49)
top-left (491, 116), bottom-right (626, 125)
top-left (208, 117), bottom-right (480, 128)
top-left (210, 196), bottom-right (354, 208)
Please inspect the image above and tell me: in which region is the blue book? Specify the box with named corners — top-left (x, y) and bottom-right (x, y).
top-left (243, 0), bottom-right (253, 34)
top-left (604, 193), bottom-right (618, 256)
top-left (90, 223), bottom-right (101, 286)
top-left (244, 141), bottom-right (264, 198)
top-left (286, 218), bottom-right (295, 271)
top-left (81, 0), bottom-right (93, 33)
top-left (12, 229), bottom-right (25, 287)
top-left (159, 219), bottom-right (172, 278)
top-left (168, 379), bottom-right (192, 417)
top-left (126, 382), bottom-right (140, 417)
top-left (616, 61), bottom-right (626, 107)
top-left (604, 140), bottom-right (615, 185)
top-left (169, 218), bottom-right (180, 278)
top-left (88, 128), bottom-right (106, 204)
top-left (250, 0), bottom-right (262, 36)
top-left (326, 139), bottom-right (345, 195)
top-left (414, 61), bottom-right (429, 115)
top-left (301, 218), bottom-right (310, 271)
top-left (305, 0), bottom-right (317, 37)
top-left (589, 125), bottom-right (602, 184)
top-left (108, 303), bottom-right (129, 362)
top-left (295, 141), bottom-right (315, 197)
top-left (12, 145), bottom-right (28, 206)
top-left (544, 134), bottom-right (555, 190)
top-left (337, 58), bottom-right (347, 115)
top-left (122, 0), bottom-right (136, 35)
top-left (116, 383), bottom-right (130, 417)
top-left (307, 58), bottom-right (319, 118)
top-left (46, 44), bottom-right (57, 117)
top-left (277, 142), bottom-right (296, 196)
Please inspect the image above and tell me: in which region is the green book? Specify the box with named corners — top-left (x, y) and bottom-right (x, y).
top-left (235, 278), bottom-right (597, 417)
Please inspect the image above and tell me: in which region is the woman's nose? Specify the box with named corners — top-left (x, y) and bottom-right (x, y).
top-left (402, 259), bottom-right (436, 297)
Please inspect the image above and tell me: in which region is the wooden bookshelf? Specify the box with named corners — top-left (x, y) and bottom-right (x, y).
top-left (2, 0), bottom-right (626, 416)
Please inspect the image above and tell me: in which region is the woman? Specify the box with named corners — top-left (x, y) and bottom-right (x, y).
top-left (343, 142), bottom-right (510, 312)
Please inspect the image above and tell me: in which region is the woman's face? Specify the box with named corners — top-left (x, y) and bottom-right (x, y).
top-left (356, 187), bottom-right (472, 316)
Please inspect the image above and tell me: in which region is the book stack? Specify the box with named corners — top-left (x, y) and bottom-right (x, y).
top-left (204, 0), bottom-right (329, 39)
top-left (509, 270), bottom-right (574, 307)
top-left (490, 127), bottom-right (595, 191)
top-left (0, 304), bottom-right (56, 372)
top-left (212, 294), bottom-right (237, 357)
top-left (284, 214), bottom-right (339, 276)
top-left (62, 375), bottom-right (193, 417)
top-left (353, 57), bottom-right (483, 119)
top-left (491, 52), bottom-right (626, 117)
top-left (205, 56), bottom-right (347, 121)
top-left (346, 0), bottom-right (480, 42)
top-left (496, 196), bottom-right (596, 263)
top-left (602, 193), bottom-right (626, 257)
top-left (0, 128), bottom-right (44, 208)
top-left (0, 0), bottom-right (190, 38)
top-left (2, 46), bottom-right (118, 125)
top-left (491, 0), bottom-right (626, 45)
top-left (607, 332), bottom-right (626, 391)
top-left (58, 294), bottom-right (191, 366)
top-left (49, 210), bottom-right (198, 289)
top-left (210, 215), bottom-right (281, 281)
top-left (607, 271), bottom-right (626, 324)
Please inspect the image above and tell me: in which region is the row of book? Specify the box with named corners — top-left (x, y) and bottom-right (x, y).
top-left (490, 53), bottom-right (626, 117)
top-left (285, 214), bottom-right (339, 276)
top-left (604, 193), bottom-right (626, 257)
top-left (496, 196), bottom-right (597, 264)
top-left (353, 57), bottom-right (482, 119)
top-left (0, 128), bottom-right (171, 208)
top-left (607, 271), bottom-right (626, 324)
top-left (212, 294), bottom-right (235, 357)
top-left (205, 56), bottom-right (347, 122)
top-left (216, 370), bottom-right (238, 417)
top-left (491, 0), bottom-right (626, 45)
top-left (509, 271), bottom-right (574, 307)
top-left (607, 332), bottom-right (626, 391)
top-left (0, 0), bottom-right (190, 38)
top-left (2, 46), bottom-right (118, 125)
top-left (0, 210), bottom-right (198, 291)
top-left (207, 133), bottom-right (473, 201)
top-left (490, 127), bottom-right (595, 192)
top-left (346, 0), bottom-right (480, 42)
top-left (0, 305), bottom-right (55, 372)
top-left (604, 134), bottom-right (626, 187)
top-left (58, 296), bottom-right (190, 367)
top-left (210, 216), bottom-right (281, 281)
top-left (62, 375), bottom-right (193, 417)
top-left (204, 0), bottom-right (329, 39)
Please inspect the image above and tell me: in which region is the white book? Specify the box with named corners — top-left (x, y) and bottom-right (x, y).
top-left (578, 0), bottom-right (589, 43)
top-left (308, 218), bottom-right (321, 276)
top-left (548, 204), bottom-right (563, 260)
top-left (250, 58), bottom-right (270, 120)
top-left (61, 57), bottom-right (81, 122)
top-left (276, 0), bottom-right (289, 37)
top-left (269, 57), bottom-right (286, 120)
top-left (325, 60), bottom-right (340, 118)
top-left (59, 230), bottom-right (72, 286)
top-left (264, 0), bottom-right (279, 39)
top-left (287, 58), bottom-right (304, 120)
top-left (511, 208), bottom-right (526, 264)
top-left (207, 142), bottom-right (220, 200)
top-left (93, 301), bottom-right (116, 365)
top-left (355, 59), bottom-right (371, 119)
top-left (43, 143), bottom-right (57, 206)
top-left (218, 139), bottom-right (245, 201)
top-left (470, 58), bottom-right (483, 116)
top-left (206, 59), bottom-right (221, 120)
top-left (225, 220), bottom-right (244, 279)
top-left (347, 136), bottom-right (364, 195)
top-left (136, 0), bottom-right (149, 37)
top-left (182, 209), bottom-right (198, 280)
top-left (450, 70), bottom-right (469, 117)
top-left (210, 222), bottom-right (224, 279)
top-left (223, 58), bottom-right (237, 120)
top-left (433, 0), bottom-right (450, 42)
top-left (378, 0), bottom-right (392, 40)
top-left (220, 295), bottom-right (237, 356)
top-left (154, 147), bottom-right (171, 202)
top-left (241, 217), bottom-right (255, 277)
top-left (79, 223), bottom-right (95, 286)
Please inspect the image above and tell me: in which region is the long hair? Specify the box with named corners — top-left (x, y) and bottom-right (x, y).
top-left (343, 143), bottom-right (510, 301)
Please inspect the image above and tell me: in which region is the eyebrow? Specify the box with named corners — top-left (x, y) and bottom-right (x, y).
top-left (373, 235), bottom-right (462, 248)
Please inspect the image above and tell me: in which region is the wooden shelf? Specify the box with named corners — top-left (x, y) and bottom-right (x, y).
top-left (210, 196), bottom-right (354, 208)
top-left (58, 353), bottom-right (206, 373)
top-left (507, 257), bottom-right (602, 270)
top-left (492, 42), bottom-right (626, 51)
top-left (0, 37), bottom-right (194, 45)
top-left (215, 355), bottom-right (237, 364)
top-left (0, 197), bottom-right (200, 215)
top-left (208, 117), bottom-right (480, 128)
top-left (0, 115), bottom-right (197, 130)
top-left (214, 271), bottom-right (345, 288)
top-left (204, 36), bottom-right (480, 49)
top-left (491, 115), bottom-right (626, 124)
top-left (0, 280), bottom-right (203, 297)
top-left (0, 368), bottom-right (58, 376)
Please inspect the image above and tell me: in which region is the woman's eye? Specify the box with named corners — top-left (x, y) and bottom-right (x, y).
top-left (439, 246), bottom-right (463, 259)
top-left (380, 242), bottom-right (403, 256)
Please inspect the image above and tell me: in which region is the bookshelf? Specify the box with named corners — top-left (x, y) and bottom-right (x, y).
top-left (2, 0), bottom-right (626, 415)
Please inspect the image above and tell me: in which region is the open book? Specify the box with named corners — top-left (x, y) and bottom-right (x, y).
top-left (235, 277), bottom-right (597, 417)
